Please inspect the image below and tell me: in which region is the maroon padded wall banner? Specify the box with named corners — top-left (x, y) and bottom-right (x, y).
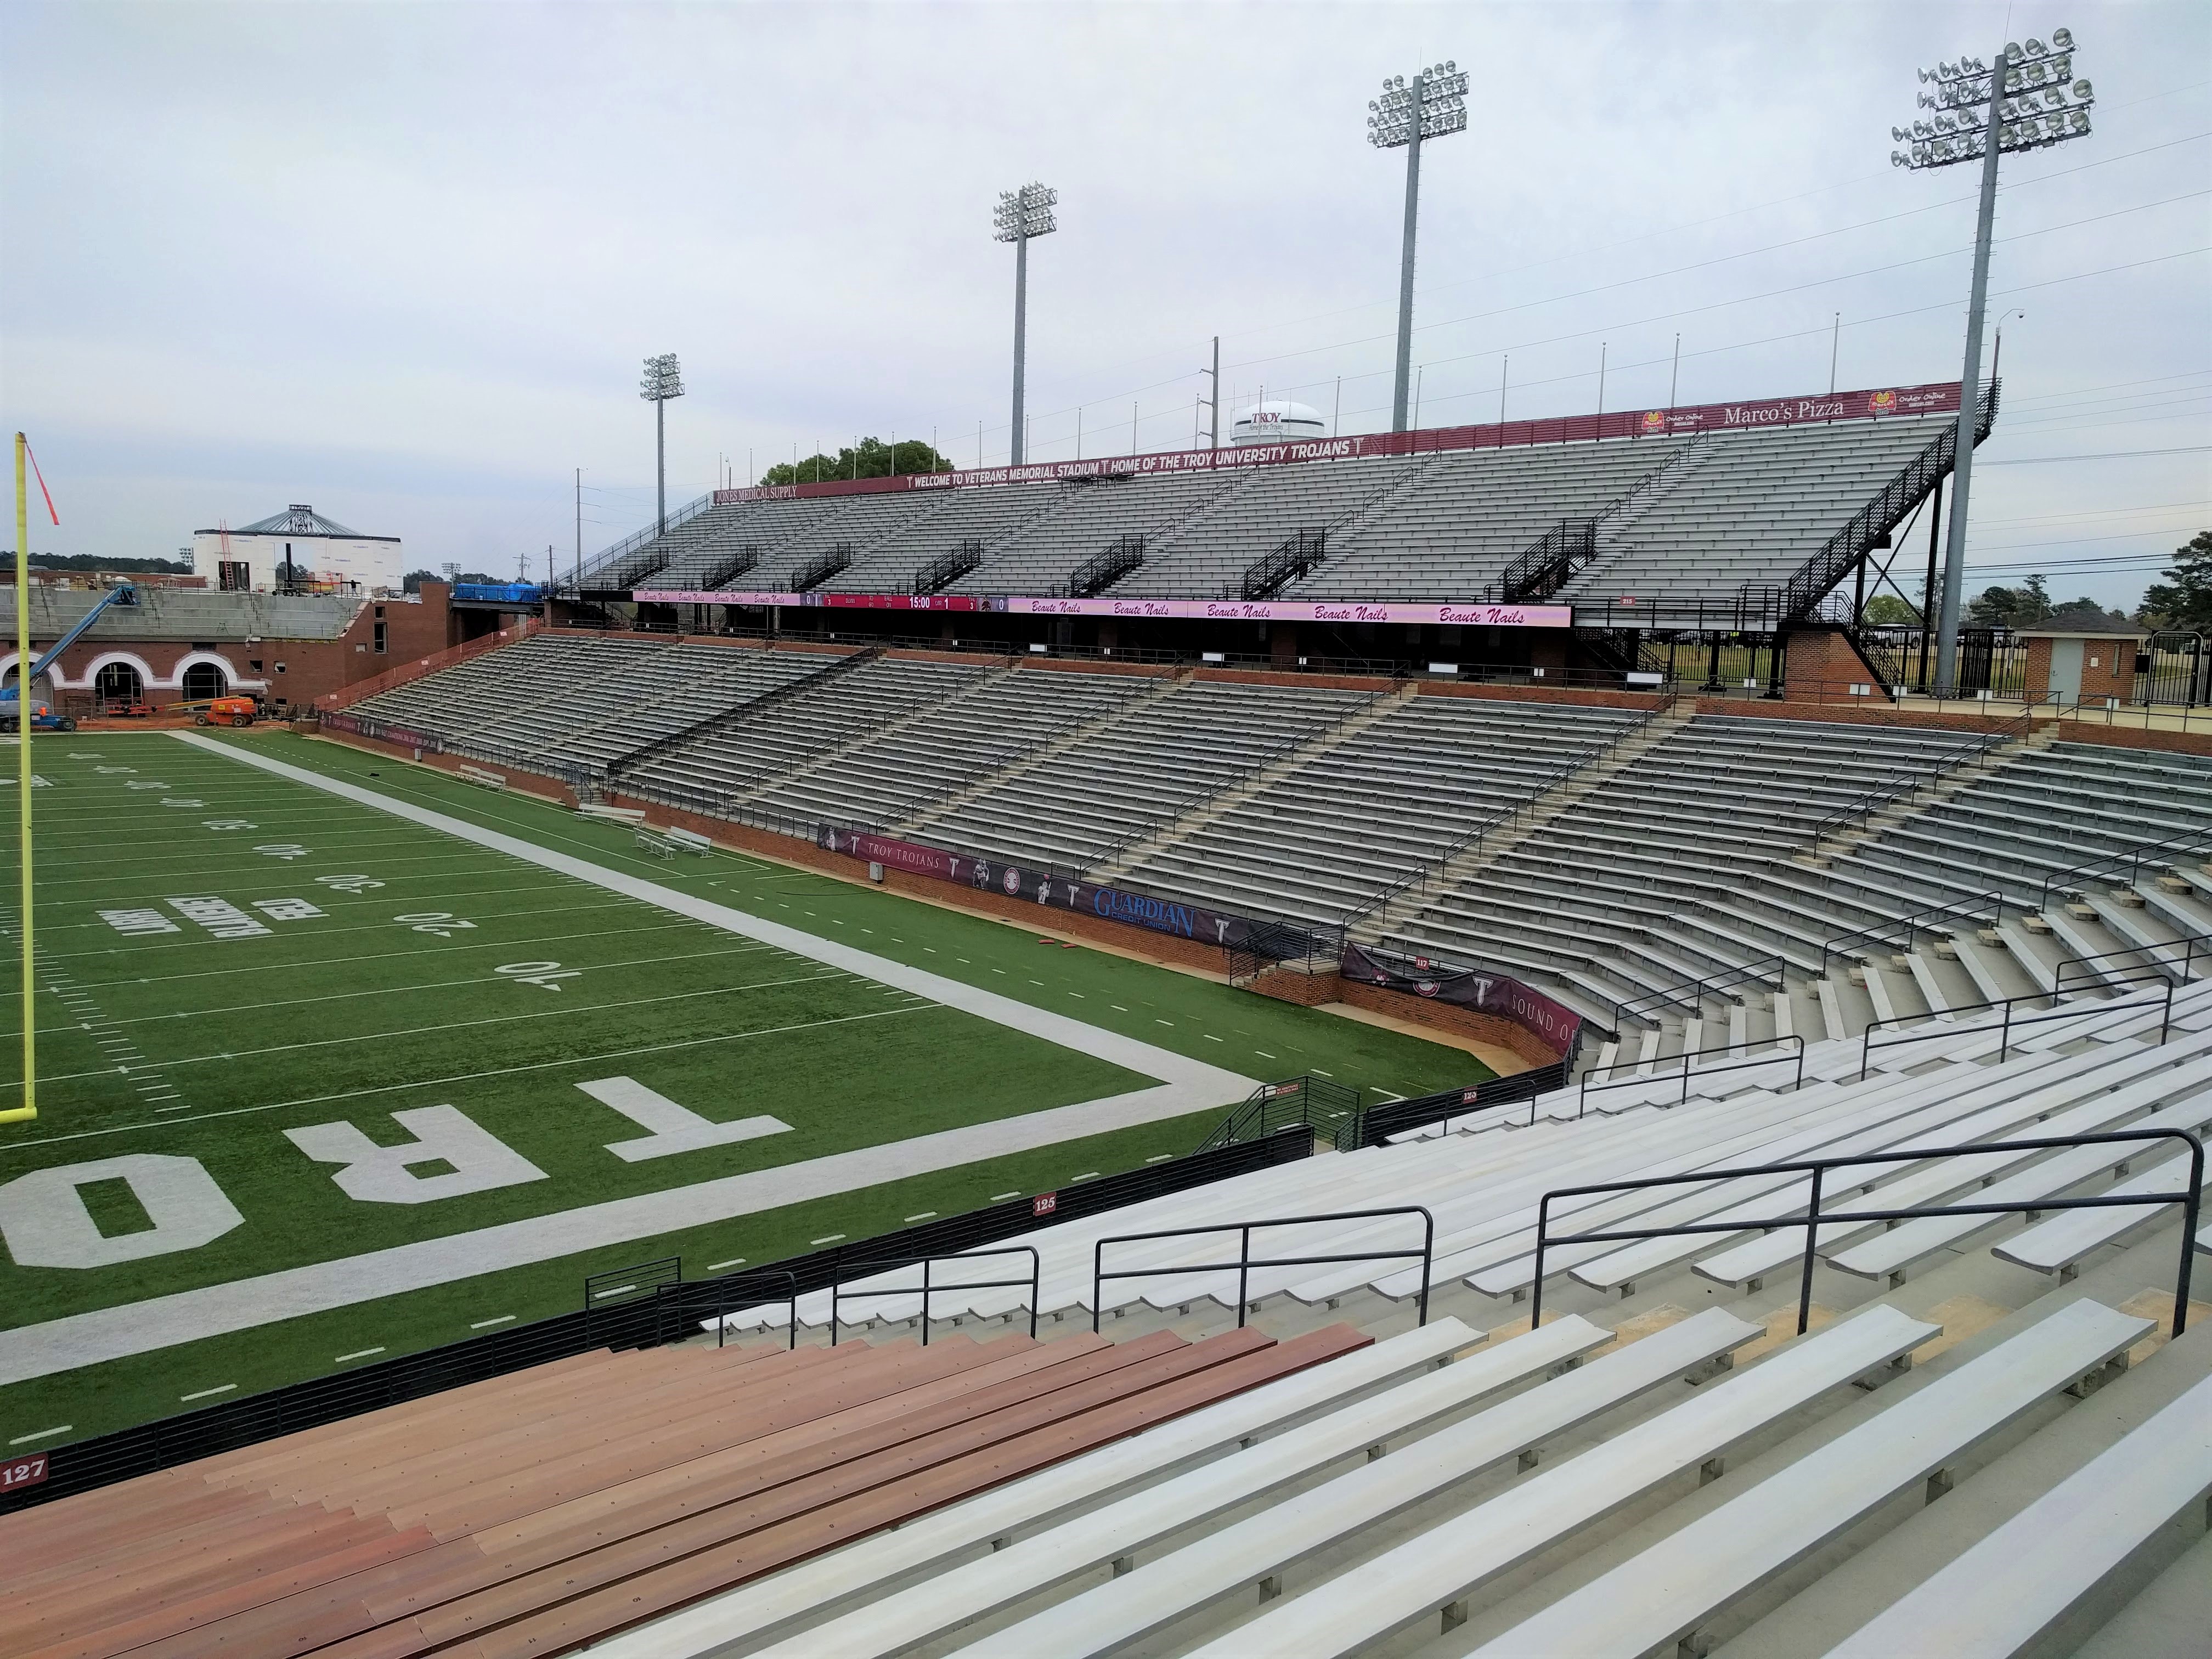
top-left (1339, 943), bottom-right (1583, 1059)
top-left (710, 382), bottom-right (1961, 506)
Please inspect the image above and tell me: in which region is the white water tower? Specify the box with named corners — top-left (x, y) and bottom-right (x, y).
top-left (1231, 399), bottom-right (1328, 445)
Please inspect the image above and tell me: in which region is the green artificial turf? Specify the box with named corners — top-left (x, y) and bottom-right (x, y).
top-left (1, 730), bottom-right (1487, 1443)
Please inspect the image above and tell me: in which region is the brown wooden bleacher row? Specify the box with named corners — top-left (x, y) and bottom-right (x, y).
top-left (3, 1323), bottom-right (1364, 1658)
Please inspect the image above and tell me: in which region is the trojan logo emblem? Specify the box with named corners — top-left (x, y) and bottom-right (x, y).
top-left (1003, 867), bottom-right (1022, 895)
top-left (1641, 409), bottom-right (1667, 434)
top-left (1869, 389), bottom-right (1897, 415)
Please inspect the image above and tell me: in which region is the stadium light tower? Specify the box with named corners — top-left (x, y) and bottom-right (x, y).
top-left (1892, 29), bottom-right (2092, 694)
top-left (1368, 61), bottom-right (1468, 433)
top-left (640, 353), bottom-right (685, 535)
top-left (994, 182), bottom-right (1058, 465)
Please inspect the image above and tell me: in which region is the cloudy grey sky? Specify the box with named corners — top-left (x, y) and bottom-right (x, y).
top-left (3, 0), bottom-right (2206, 607)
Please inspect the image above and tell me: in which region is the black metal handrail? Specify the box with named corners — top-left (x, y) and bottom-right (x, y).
top-left (912, 540), bottom-right (985, 597)
top-left (1091, 1206), bottom-right (1436, 1332)
top-left (791, 546), bottom-right (855, 592)
top-left (1859, 975), bottom-right (2176, 1080)
top-left (658, 1268), bottom-right (798, 1351)
top-left (1350, 1062), bottom-right (1573, 1147)
top-left (1778, 382), bottom-right (1997, 623)
top-left (2052, 932), bottom-right (2212, 1001)
top-left (1194, 1075), bottom-right (1363, 1155)
top-left (1610, 952), bottom-right (1785, 1032)
top-left (1240, 529), bottom-right (1327, 601)
top-left (1530, 1128), bottom-right (2202, 1341)
top-left (1498, 517), bottom-right (1597, 603)
top-left (2038, 828), bottom-right (2212, 914)
top-left (1066, 535), bottom-right (1144, 598)
top-left (1578, 1033), bottom-right (1806, 1112)
top-left (1818, 891), bottom-right (2004, 978)
top-left (1807, 704), bottom-right (2033, 854)
top-left (828, 1246), bottom-right (1042, 1346)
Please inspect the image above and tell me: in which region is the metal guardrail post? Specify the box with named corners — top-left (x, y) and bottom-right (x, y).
top-left (1529, 1128), bottom-right (2200, 1345)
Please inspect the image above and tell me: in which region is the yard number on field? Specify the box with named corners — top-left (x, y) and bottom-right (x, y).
top-left (253, 843), bottom-right (310, 860)
top-left (314, 873), bottom-right (387, 893)
top-left (202, 819), bottom-right (257, 831)
top-left (396, 912), bottom-right (476, 937)
top-left (495, 960), bottom-right (582, 991)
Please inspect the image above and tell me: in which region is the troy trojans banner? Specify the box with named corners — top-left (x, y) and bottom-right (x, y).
top-left (708, 382), bottom-right (1961, 506)
top-left (1340, 942), bottom-right (1583, 1059)
top-left (815, 826), bottom-right (1310, 955)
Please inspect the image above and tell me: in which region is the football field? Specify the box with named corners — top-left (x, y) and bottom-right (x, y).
top-left (0, 731), bottom-right (1486, 1444)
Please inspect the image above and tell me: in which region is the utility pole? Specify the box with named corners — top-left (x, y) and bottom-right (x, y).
top-left (573, 467), bottom-right (581, 589)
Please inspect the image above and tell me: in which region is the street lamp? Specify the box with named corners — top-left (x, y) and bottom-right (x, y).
top-left (1367, 60), bottom-right (1468, 433)
top-left (1892, 29), bottom-right (2092, 694)
top-left (994, 182), bottom-right (1058, 465)
top-left (639, 353), bottom-right (685, 536)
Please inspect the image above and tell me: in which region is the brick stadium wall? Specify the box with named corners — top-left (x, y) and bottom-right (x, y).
top-left (1696, 698), bottom-right (2018, 734)
top-left (1335, 979), bottom-right (1564, 1068)
top-left (2038, 721), bottom-right (2212, 758)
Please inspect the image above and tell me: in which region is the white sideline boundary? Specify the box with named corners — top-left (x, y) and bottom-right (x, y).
top-left (0, 738), bottom-right (1256, 1387)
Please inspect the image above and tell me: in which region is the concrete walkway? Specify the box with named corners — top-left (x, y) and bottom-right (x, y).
top-left (0, 737), bottom-right (1255, 1387)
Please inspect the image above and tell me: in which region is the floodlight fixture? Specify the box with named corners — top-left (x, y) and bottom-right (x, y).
top-left (994, 182), bottom-right (1058, 464)
top-left (640, 352), bottom-right (685, 534)
top-left (1889, 29), bottom-right (2092, 696)
top-left (1367, 61), bottom-right (1470, 433)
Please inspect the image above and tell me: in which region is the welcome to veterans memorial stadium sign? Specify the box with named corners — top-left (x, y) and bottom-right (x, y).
top-left (633, 381), bottom-right (1961, 617)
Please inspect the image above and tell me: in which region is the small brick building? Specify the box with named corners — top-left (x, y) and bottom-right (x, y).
top-left (2016, 617), bottom-right (2146, 706)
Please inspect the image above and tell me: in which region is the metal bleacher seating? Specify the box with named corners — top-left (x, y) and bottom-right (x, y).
top-left (947, 470), bottom-right (1255, 596)
top-left (1116, 693), bottom-right (1641, 929)
top-left (619, 654), bottom-right (988, 804)
top-left (3, 1322), bottom-right (1373, 1659)
top-left (1373, 713), bottom-right (1993, 1023)
top-left (663, 985), bottom-right (2211, 1659)
top-left (906, 678), bottom-right (1371, 871)
top-left (348, 634), bottom-right (839, 773)
top-left (735, 664), bottom-right (1155, 826)
top-left (1556, 414), bottom-right (1955, 608)
top-left (1279, 439), bottom-right (1666, 602)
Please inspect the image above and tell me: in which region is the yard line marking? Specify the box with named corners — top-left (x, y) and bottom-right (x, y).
top-left (1112, 1005), bottom-right (1130, 1012)
top-left (810, 1234), bottom-right (846, 1245)
top-left (333, 1347), bottom-right (386, 1363)
top-left (1204, 1034), bottom-right (1223, 1042)
top-left (4, 1006), bottom-right (932, 1150)
top-left (992, 1193), bottom-right (1021, 1203)
top-left (7, 1425), bottom-right (70, 1445)
top-left (179, 1384), bottom-right (236, 1401)
top-left (1313, 1068), bottom-right (1334, 1076)
top-left (27, 942), bottom-right (793, 1034)
top-left (195, 733), bottom-right (1255, 1102)
top-left (904, 1212), bottom-right (936, 1223)
top-left (1255, 1050), bottom-right (1277, 1058)
top-left (29, 969), bottom-right (856, 1085)
top-left (1145, 1154), bottom-right (1174, 1164)
top-left (704, 1259), bottom-right (747, 1273)
top-left (469, 1315), bottom-right (516, 1329)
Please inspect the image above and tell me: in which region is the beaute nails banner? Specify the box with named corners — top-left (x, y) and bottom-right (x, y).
top-left (707, 382), bottom-right (1960, 506)
top-left (1340, 942), bottom-right (1583, 1059)
top-left (631, 589), bottom-right (1573, 627)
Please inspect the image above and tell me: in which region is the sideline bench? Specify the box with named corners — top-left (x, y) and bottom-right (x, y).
top-left (456, 764), bottom-right (507, 790)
